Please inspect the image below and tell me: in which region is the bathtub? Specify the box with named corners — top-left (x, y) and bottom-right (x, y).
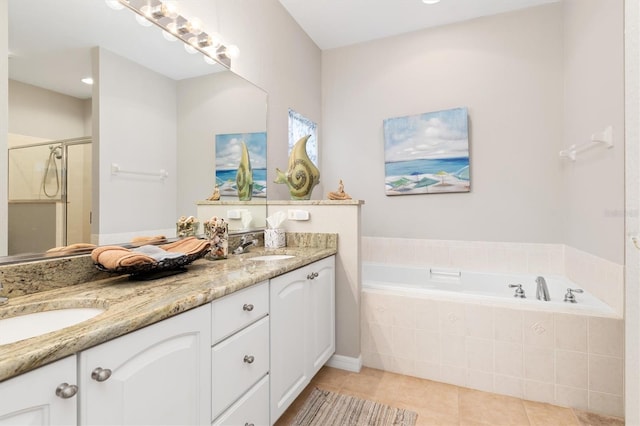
top-left (360, 261), bottom-right (624, 416)
top-left (362, 262), bottom-right (616, 317)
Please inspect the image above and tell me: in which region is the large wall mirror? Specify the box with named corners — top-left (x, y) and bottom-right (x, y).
top-left (3, 0), bottom-right (268, 261)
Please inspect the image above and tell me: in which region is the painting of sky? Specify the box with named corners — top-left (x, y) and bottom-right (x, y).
top-left (383, 107), bottom-right (470, 195)
top-left (215, 132), bottom-right (267, 198)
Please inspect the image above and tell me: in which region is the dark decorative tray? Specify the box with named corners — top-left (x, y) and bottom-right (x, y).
top-left (94, 248), bottom-right (210, 279)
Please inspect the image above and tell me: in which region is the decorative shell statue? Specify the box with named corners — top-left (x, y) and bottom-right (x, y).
top-left (235, 141), bottom-right (253, 201)
top-left (327, 179), bottom-right (352, 200)
top-left (274, 135), bottom-right (320, 200)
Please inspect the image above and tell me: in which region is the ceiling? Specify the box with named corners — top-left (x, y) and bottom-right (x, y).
top-left (8, 0), bottom-right (227, 99)
top-left (278, 0), bottom-right (559, 50)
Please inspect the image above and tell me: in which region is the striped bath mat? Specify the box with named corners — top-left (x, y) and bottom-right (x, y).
top-left (292, 387), bottom-right (418, 426)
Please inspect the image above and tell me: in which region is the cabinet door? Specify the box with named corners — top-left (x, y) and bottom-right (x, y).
top-left (0, 355), bottom-right (77, 426)
top-left (307, 256), bottom-right (335, 376)
top-left (79, 304), bottom-right (211, 426)
top-left (269, 270), bottom-right (308, 424)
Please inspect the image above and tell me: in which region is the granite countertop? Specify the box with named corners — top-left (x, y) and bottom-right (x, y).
top-left (0, 246), bottom-right (336, 382)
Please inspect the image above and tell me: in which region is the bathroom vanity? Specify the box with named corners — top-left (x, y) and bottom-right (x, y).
top-left (0, 244), bottom-right (336, 426)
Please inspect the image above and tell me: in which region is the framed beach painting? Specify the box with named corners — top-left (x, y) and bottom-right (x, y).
top-left (383, 107), bottom-right (470, 195)
top-left (215, 132), bottom-right (267, 198)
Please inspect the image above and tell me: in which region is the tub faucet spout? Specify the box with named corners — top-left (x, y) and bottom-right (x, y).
top-left (536, 276), bottom-right (550, 301)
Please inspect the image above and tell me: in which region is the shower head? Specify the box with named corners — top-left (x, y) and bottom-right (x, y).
top-left (50, 145), bottom-right (62, 160)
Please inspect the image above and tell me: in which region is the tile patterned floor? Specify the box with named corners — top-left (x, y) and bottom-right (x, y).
top-left (275, 367), bottom-right (625, 426)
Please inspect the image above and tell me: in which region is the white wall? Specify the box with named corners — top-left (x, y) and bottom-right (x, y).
top-left (214, 0), bottom-right (323, 201)
top-left (176, 71), bottom-right (267, 217)
top-left (624, 0), bottom-right (640, 422)
top-left (322, 3), bottom-right (624, 265)
top-left (93, 48), bottom-right (178, 244)
top-left (562, 0), bottom-right (624, 263)
top-left (0, 0), bottom-right (7, 256)
top-left (8, 80), bottom-right (87, 140)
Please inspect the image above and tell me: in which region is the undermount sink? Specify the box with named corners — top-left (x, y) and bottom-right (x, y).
top-left (250, 255), bottom-right (295, 261)
top-left (0, 307), bottom-right (105, 346)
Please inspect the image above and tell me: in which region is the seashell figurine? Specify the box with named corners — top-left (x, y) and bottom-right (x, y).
top-left (274, 135), bottom-right (320, 200)
top-left (235, 141), bottom-right (253, 201)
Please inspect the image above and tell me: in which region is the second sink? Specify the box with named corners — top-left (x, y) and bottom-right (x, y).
top-left (250, 255), bottom-right (295, 261)
top-left (0, 307), bottom-right (105, 346)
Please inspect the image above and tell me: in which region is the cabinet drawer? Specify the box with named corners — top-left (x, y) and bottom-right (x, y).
top-left (212, 374), bottom-right (269, 426)
top-left (212, 281), bottom-right (268, 344)
top-left (212, 316), bottom-right (269, 419)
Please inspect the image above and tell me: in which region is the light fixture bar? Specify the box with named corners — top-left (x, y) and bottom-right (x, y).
top-left (113, 0), bottom-right (234, 68)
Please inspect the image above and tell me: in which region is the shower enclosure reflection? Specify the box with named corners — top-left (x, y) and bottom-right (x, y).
top-left (8, 137), bottom-right (92, 254)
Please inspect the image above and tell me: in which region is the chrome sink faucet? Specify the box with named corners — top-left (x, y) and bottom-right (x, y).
top-left (536, 276), bottom-right (550, 301)
top-left (233, 234), bottom-right (258, 255)
top-left (0, 281), bottom-right (8, 305)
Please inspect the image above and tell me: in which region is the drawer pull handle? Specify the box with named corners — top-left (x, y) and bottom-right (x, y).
top-left (245, 423), bottom-right (254, 426)
top-left (91, 367), bottom-right (112, 382)
top-left (243, 355), bottom-right (255, 364)
top-left (55, 383), bottom-right (78, 399)
top-left (243, 303), bottom-right (254, 312)
top-left (307, 272), bottom-right (319, 280)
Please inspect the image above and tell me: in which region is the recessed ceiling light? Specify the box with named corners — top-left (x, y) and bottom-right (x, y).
top-left (422, 0), bottom-right (441, 4)
top-left (81, 77), bottom-right (94, 85)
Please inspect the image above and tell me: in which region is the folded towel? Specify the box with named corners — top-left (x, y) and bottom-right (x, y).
top-left (47, 243), bottom-right (97, 253)
top-left (116, 252), bottom-right (157, 268)
top-left (133, 245), bottom-right (185, 261)
top-left (91, 246), bottom-right (131, 263)
top-left (130, 235), bottom-right (167, 247)
top-left (161, 237), bottom-right (210, 256)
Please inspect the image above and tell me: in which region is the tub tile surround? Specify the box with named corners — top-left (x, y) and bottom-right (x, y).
top-left (361, 237), bottom-right (625, 417)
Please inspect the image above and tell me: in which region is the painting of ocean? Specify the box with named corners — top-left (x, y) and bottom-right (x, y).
top-left (383, 107), bottom-right (470, 195)
top-left (215, 132), bottom-right (267, 198)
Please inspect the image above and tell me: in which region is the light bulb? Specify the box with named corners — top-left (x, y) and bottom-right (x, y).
top-left (208, 33), bottom-right (223, 48)
top-left (224, 45), bottom-right (240, 59)
top-left (105, 0), bottom-right (125, 10)
top-left (203, 55), bottom-right (218, 65)
top-left (162, 29), bottom-right (178, 41)
top-left (190, 18), bottom-right (204, 35)
top-left (163, 1), bottom-right (179, 19)
top-left (184, 43), bottom-right (198, 54)
top-left (135, 13), bottom-right (153, 27)
top-left (422, 0), bottom-right (441, 4)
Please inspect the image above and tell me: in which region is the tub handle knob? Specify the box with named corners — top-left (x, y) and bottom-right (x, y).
top-left (508, 284), bottom-right (526, 298)
top-left (564, 288), bottom-right (583, 303)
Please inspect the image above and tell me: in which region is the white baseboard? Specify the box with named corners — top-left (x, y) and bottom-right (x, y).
top-left (326, 354), bottom-right (362, 373)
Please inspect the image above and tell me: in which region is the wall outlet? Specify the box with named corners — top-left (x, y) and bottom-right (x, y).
top-left (287, 209), bottom-right (310, 221)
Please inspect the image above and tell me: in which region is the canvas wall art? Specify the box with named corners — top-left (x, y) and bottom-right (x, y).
top-left (383, 107), bottom-right (470, 195)
top-left (215, 132), bottom-right (267, 198)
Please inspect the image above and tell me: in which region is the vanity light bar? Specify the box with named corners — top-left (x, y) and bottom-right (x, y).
top-left (111, 0), bottom-right (238, 68)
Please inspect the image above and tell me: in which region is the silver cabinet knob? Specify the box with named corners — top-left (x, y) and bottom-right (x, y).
top-left (307, 272), bottom-right (319, 280)
top-left (91, 367), bottom-right (112, 382)
top-left (243, 303), bottom-right (254, 311)
top-left (55, 383), bottom-right (78, 399)
top-left (243, 355), bottom-right (255, 364)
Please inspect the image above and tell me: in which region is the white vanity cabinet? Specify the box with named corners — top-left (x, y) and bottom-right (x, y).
top-left (78, 304), bottom-right (211, 426)
top-left (211, 280), bottom-right (270, 425)
top-left (270, 256), bottom-right (335, 424)
top-left (0, 355), bottom-right (77, 426)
